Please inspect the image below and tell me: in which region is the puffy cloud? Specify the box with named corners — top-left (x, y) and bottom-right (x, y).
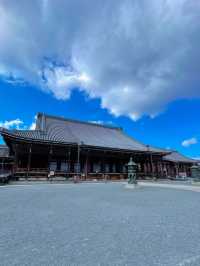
top-left (182, 137), bottom-right (198, 147)
top-left (43, 66), bottom-right (91, 99)
top-left (0, 119), bottom-right (24, 129)
top-left (0, 116), bottom-right (37, 130)
top-left (0, 0), bottom-right (200, 119)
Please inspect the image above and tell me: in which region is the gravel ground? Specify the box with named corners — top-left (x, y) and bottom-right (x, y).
top-left (0, 183), bottom-right (200, 266)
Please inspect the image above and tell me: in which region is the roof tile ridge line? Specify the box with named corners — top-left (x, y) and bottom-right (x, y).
top-left (168, 150), bottom-right (188, 157)
top-left (118, 129), bottom-right (149, 148)
top-left (12, 129), bottom-right (42, 132)
top-left (175, 151), bottom-right (196, 161)
top-left (119, 131), bottom-right (169, 154)
top-left (0, 128), bottom-right (78, 145)
top-left (147, 144), bottom-right (170, 152)
top-left (0, 127), bottom-right (13, 134)
top-left (39, 112), bottom-right (121, 130)
top-left (164, 151), bottom-right (196, 162)
top-left (0, 128), bottom-right (45, 135)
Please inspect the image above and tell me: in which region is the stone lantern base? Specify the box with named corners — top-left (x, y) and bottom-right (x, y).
top-left (125, 183), bottom-right (139, 189)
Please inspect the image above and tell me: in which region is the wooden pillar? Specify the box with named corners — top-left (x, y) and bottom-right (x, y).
top-left (162, 163), bottom-right (166, 177)
top-left (1, 158), bottom-right (4, 174)
top-left (14, 143), bottom-right (18, 172)
top-left (64, 147), bottom-right (70, 178)
top-left (156, 162), bottom-right (159, 177)
top-left (77, 144), bottom-right (80, 177)
top-left (156, 162), bottom-right (158, 177)
top-left (85, 151), bottom-right (89, 179)
top-left (175, 163), bottom-right (179, 177)
top-left (48, 145), bottom-right (53, 171)
top-left (165, 163), bottom-right (168, 177)
top-left (102, 151), bottom-right (105, 178)
top-left (168, 163), bottom-right (171, 177)
top-left (27, 144), bottom-right (32, 179)
top-left (143, 162), bottom-right (147, 176)
top-left (160, 162), bottom-right (163, 178)
top-left (156, 162), bottom-right (159, 178)
top-left (150, 153), bottom-right (154, 178)
top-left (68, 148), bottom-right (71, 174)
top-left (185, 164), bottom-right (188, 177)
top-left (185, 164), bottom-right (187, 175)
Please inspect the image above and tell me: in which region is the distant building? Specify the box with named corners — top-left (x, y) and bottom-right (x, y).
top-left (0, 144), bottom-right (13, 176)
top-left (162, 151), bottom-right (196, 178)
top-left (0, 113), bottom-right (196, 180)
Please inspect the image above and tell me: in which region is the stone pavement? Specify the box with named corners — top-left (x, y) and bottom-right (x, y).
top-left (0, 182), bottom-right (200, 266)
top-left (139, 180), bottom-right (200, 193)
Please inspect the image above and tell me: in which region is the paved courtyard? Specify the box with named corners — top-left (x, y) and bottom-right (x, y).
top-left (0, 182), bottom-right (200, 266)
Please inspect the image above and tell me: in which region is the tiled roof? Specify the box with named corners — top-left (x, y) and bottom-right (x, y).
top-left (0, 113), bottom-right (168, 153)
top-left (163, 151), bottom-right (196, 163)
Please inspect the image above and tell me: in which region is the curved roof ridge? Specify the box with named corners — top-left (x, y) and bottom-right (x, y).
top-left (13, 129), bottom-right (42, 133)
top-left (37, 112), bottom-right (121, 130)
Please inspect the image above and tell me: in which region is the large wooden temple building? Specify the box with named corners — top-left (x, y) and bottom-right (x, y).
top-left (0, 113), bottom-right (196, 181)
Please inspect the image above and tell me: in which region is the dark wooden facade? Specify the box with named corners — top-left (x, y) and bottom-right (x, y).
top-left (5, 141), bottom-right (165, 180)
top-left (0, 145), bottom-right (13, 176)
top-left (3, 139), bottom-right (194, 181)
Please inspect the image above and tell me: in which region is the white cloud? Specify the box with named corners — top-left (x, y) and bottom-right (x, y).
top-left (0, 1), bottom-right (200, 119)
top-left (29, 122), bottom-right (36, 130)
top-left (89, 120), bottom-right (104, 125)
top-left (182, 137), bottom-right (198, 147)
top-left (0, 119), bottom-right (24, 129)
top-left (89, 120), bottom-right (114, 126)
top-left (0, 116), bottom-right (37, 130)
top-left (43, 66), bottom-right (91, 100)
top-left (192, 157), bottom-right (200, 161)
top-left (29, 115), bottom-right (37, 130)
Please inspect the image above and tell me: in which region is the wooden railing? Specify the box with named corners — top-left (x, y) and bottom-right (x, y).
top-left (13, 168), bottom-right (129, 180)
top-left (14, 168), bottom-right (163, 180)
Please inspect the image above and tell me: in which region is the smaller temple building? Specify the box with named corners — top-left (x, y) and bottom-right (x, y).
top-left (162, 151), bottom-right (196, 178)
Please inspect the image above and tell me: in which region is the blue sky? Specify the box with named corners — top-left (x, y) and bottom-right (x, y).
top-left (0, 79), bottom-right (199, 158)
top-left (0, 0), bottom-right (200, 158)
